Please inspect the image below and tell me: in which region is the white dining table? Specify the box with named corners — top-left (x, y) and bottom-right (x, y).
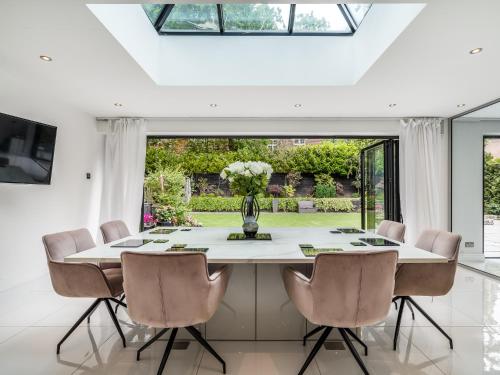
top-left (64, 226), bottom-right (447, 264)
top-left (64, 226), bottom-right (447, 341)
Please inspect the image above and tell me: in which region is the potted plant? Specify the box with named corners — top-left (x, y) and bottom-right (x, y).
top-left (220, 161), bottom-right (273, 238)
top-left (267, 184), bottom-right (283, 213)
top-left (155, 205), bottom-right (185, 227)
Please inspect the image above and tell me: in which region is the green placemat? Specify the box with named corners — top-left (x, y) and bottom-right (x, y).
top-left (299, 244), bottom-right (343, 257)
top-left (165, 247), bottom-right (208, 253)
top-left (153, 239), bottom-right (169, 243)
top-left (150, 228), bottom-right (178, 235)
top-left (227, 233), bottom-right (272, 241)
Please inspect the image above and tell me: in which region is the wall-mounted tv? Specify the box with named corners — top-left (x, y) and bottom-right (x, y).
top-left (0, 112), bottom-right (57, 184)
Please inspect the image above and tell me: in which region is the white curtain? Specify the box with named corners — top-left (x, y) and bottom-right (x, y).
top-left (100, 118), bottom-right (146, 234)
top-left (399, 118), bottom-right (446, 244)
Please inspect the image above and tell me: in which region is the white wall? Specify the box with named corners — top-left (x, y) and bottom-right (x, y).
top-left (0, 93), bottom-right (104, 291)
top-left (452, 118), bottom-right (500, 260)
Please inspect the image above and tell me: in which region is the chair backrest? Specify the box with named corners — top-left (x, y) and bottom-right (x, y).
top-left (310, 250), bottom-right (398, 327)
top-left (100, 220), bottom-right (131, 244)
top-left (42, 228), bottom-right (96, 262)
top-left (121, 252), bottom-right (222, 328)
top-left (394, 229), bottom-right (462, 297)
top-left (376, 220), bottom-right (406, 242)
top-left (415, 229), bottom-right (461, 261)
top-left (42, 229), bottom-right (111, 298)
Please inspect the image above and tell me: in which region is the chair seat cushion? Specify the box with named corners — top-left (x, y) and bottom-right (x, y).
top-left (103, 268), bottom-right (124, 297)
top-left (100, 262), bottom-right (122, 270)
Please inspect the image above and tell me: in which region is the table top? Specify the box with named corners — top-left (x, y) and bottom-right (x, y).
top-left (64, 227), bottom-right (448, 264)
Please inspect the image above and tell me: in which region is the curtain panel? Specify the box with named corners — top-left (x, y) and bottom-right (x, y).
top-left (99, 118), bottom-right (146, 234)
top-left (399, 118), bottom-right (446, 244)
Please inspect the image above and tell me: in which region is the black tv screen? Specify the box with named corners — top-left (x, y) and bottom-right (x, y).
top-left (0, 112), bottom-right (57, 184)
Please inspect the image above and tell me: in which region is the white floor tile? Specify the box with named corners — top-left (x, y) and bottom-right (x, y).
top-left (0, 325), bottom-right (115, 375)
top-left (401, 326), bottom-right (500, 375)
top-left (196, 341), bottom-right (320, 375)
top-left (314, 327), bottom-right (444, 375)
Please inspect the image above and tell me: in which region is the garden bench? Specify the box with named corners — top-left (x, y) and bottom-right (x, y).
top-left (298, 200), bottom-right (317, 214)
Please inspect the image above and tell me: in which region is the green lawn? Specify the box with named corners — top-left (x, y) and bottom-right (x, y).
top-left (192, 212), bottom-right (361, 228)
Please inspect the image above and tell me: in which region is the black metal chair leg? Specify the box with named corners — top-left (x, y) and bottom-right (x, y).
top-left (114, 294), bottom-right (126, 314)
top-left (137, 328), bottom-right (169, 361)
top-left (393, 296), bottom-right (406, 350)
top-left (86, 303), bottom-right (99, 324)
top-left (345, 328), bottom-right (368, 356)
top-left (186, 326), bottom-right (226, 374)
top-left (407, 297), bottom-right (453, 349)
top-left (104, 299), bottom-right (126, 348)
top-left (407, 302), bottom-right (415, 320)
top-left (157, 328), bottom-right (178, 375)
top-left (303, 325), bottom-right (325, 346)
top-left (57, 299), bottom-right (101, 354)
top-left (298, 326), bottom-right (332, 375)
top-left (339, 328), bottom-right (370, 375)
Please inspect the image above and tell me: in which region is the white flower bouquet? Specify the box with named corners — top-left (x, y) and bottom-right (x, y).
top-left (220, 161), bottom-right (273, 196)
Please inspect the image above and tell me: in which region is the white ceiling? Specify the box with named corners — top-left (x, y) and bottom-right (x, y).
top-left (1, 0), bottom-right (500, 119)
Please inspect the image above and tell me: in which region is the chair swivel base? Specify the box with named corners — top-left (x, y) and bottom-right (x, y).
top-left (303, 325), bottom-right (368, 355)
top-left (137, 325), bottom-right (226, 375)
top-left (299, 326), bottom-right (369, 375)
top-left (57, 297), bottom-right (127, 355)
top-left (392, 296), bottom-right (453, 350)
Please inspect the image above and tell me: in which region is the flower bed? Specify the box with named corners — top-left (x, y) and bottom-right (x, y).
top-left (188, 196), bottom-right (358, 213)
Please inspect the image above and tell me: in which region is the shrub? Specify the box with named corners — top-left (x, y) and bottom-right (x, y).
top-left (188, 196), bottom-right (357, 213)
top-left (314, 184), bottom-right (337, 198)
top-left (144, 168), bottom-right (185, 206)
top-left (314, 173), bottom-right (335, 187)
top-left (314, 198), bottom-right (354, 212)
top-left (267, 184), bottom-right (283, 197)
top-left (282, 185), bottom-right (295, 198)
top-left (285, 171), bottom-right (302, 188)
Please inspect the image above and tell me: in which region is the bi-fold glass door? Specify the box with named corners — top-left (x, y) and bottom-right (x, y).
top-left (360, 140), bottom-right (400, 231)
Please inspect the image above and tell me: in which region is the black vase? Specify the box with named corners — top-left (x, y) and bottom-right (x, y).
top-left (241, 195), bottom-right (260, 238)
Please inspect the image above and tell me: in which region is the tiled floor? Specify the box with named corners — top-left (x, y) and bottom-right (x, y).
top-left (460, 258), bottom-right (500, 279)
top-left (1, 266), bottom-right (500, 374)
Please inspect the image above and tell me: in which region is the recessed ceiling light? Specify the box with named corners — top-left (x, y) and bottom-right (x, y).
top-left (457, 103), bottom-right (466, 108)
top-left (114, 103), bottom-right (123, 107)
top-left (388, 103), bottom-right (397, 108)
top-left (469, 48), bottom-right (483, 55)
top-left (39, 55), bottom-right (52, 62)
top-left (209, 104), bottom-right (218, 108)
top-left (294, 104), bottom-right (303, 108)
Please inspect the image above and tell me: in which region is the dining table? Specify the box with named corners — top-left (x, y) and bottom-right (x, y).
top-left (65, 226), bottom-right (447, 341)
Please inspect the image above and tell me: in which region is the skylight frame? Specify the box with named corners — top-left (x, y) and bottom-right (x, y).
top-left (143, 3), bottom-right (371, 36)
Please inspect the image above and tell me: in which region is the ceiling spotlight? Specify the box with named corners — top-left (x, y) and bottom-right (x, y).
top-left (294, 104), bottom-right (303, 108)
top-left (114, 103), bottom-right (123, 107)
top-left (388, 103), bottom-right (397, 108)
top-left (469, 48), bottom-right (483, 55)
top-left (39, 55), bottom-right (52, 62)
top-left (209, 104), bottom-right (218, 108)
top-left (457, 103), bottom-right (466, 108)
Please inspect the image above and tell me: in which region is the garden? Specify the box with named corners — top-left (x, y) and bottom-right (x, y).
top-left (143, 138), bottom-right (376, 228)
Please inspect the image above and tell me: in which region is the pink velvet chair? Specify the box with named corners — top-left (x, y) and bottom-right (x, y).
top-left (121, 251), bottom-right (232, 374)
top-left (392, 229), bottom-right (461, 351)
top-left (283, 250), bottom-right (398, 375)
top-left (100, 220), bottom-right (131, 311)
top-left (376, 220), bottom-right (406, 242)
top-left (42, 228), bottom-right (127, 354)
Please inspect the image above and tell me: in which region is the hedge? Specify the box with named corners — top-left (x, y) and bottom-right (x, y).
top-left (146, 139), bottom-right (374, 178)
top-left (188, 196), bottom-right (357, 213)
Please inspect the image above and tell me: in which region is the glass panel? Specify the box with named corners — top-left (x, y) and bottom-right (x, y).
top-left (293, 4), bottom-right (351, 33)
top-left (346, 4), bottom-right (371, 26)
top-left (363, 143), bottom-right (385, 231)
top-left (484, 137), bottom-right (500, 257)
top-left (223, 4), bottom-right (289, 32)
top-left (142, 4), bottom-right (165, 25)
top-left (161, 4), bottom-right (219, 32)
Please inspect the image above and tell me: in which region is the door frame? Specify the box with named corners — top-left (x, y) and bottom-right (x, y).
top-left (360, 139), bottom-right (400, 230)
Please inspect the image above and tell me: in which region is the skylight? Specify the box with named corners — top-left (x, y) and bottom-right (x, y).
top-left (142, 3), bottom-right (372, 36)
